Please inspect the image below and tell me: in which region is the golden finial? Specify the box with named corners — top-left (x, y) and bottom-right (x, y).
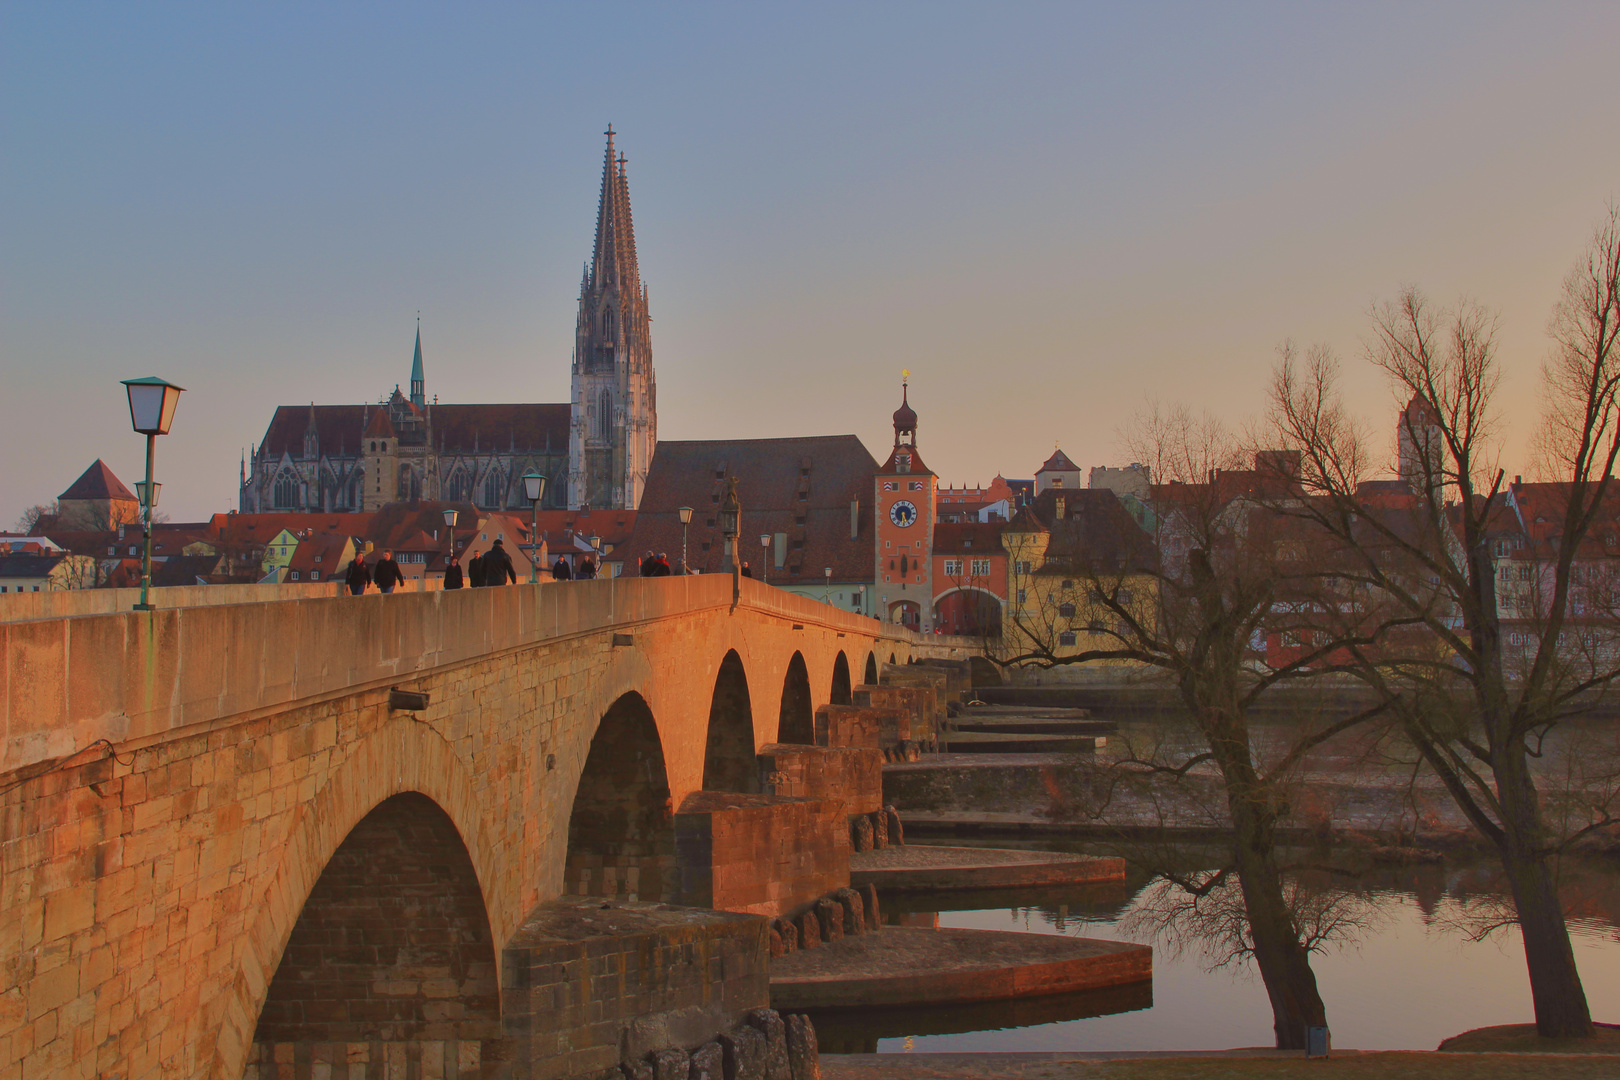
top-left (902, 368), bottom-right (911, 383)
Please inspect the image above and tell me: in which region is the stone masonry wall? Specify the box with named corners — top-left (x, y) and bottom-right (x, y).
top-left (673, 793), bottom-right (849, 916)
top-left (757, 744), bottom-right (882, 817)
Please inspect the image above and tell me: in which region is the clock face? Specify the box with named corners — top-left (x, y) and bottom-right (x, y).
top-left (889, 500), bottom-right (918, 527)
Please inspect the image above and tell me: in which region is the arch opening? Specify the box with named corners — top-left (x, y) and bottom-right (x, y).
top-left (777, 652), bottom-right (814, 744)
top-left (864, 652), bottom-right (878, 686)
top-left (564, 692), bottom-right (676, 901)
top-left (830, 652), bottom-right (852, 706)
top-left (253, 793), bottom-right (501, 1052)
top-left (704, 650), bottom-right (760, 793)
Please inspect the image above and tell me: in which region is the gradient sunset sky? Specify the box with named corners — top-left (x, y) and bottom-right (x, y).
top-left (5, 3), bottom-right (1620, 524)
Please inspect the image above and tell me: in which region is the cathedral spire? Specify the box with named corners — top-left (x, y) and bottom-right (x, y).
top-left (589, 126), bottom-right (641, 294)
top-left (410, 316), bottom-right (425, 408)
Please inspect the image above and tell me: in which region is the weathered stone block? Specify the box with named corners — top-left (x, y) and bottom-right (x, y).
top-left (689, 1041), bottom-right (725, 1080)
top-left (795, 910), bottom-right (818, 950)
top-left (651, 1048), bottom-right (690, 1080)
top-left (783, 1015), bottom-right (821, 1080)
top-left (770, 917), bottom-right (797, 954)
top-left (813, 898), bottom-right (843, 943)
top-left (850, 816), bottom-right (873, 853)
top-left (745, 1009), bottom-right (792, 1080)
top-left (720, 1023), bottom-right (767, 1080)
top-left (859, 884), bottom-right (881, 930)
top-left (870, 809), bottom-right (888, 848)
top-left (884, 806), bottom-right (904, 846)
top-left (833, 889), bottom-right (864, 935)
top-left (621, 1063), bottom-right (655, 1080)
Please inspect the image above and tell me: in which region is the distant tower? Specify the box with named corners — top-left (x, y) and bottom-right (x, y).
top-left (873, 375), bottom-right (937, 631)
top-left (1398, 394), bottom-right (1445, 500)
top-left (569, 126), bottom-right (657, 510)
top-left (410, 319), bottom-right (426, 409)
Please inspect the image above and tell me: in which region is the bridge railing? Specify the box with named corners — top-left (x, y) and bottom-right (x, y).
top-left (0, 575), bottom-right (966, 778)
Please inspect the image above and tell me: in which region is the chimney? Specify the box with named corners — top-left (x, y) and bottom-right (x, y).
top-left (850, 498), bottom-right (860, 540)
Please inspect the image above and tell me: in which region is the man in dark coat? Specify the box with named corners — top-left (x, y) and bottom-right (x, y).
top-left (639, 551), bottom-right (655, 576)
top-left (373, 550), bottom-right (404, 594)
top-left (740, 562), bottom-right (754, 579)
top-left (576, 556), bottom-right (597, 579)
top-left (468, 552), bottom-right (485, 588)
top-left (443, 555), bottom-right (464, 590)
top-left (552, 556), bottom-right (572, 581)
top-left (345, 553), bottom-right (370, 595)
top-left (481, 537), bottom-right (517, 585)
top-left (653, 553), bottom-right (672, 576)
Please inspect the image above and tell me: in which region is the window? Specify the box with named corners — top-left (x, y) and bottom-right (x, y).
top-left (1017, 589), bottom-right (1027, 604)
top-left (1015, 560), bottom-right (1032, 575)
top-left (310, 571), bottom-right (319, 581)
top-left (1118, 589), bottom-right (1133, 606)
top-left (908, 481), bottom-right (924, 491)
top-left (1519, 566), bottom-right (1532, 581)
top-left (944, 559), bottom-right (963, 576)
top-left (1059, 603), bottom-right (1076, 618)
top-left (971, 559), bottom-right (990, 576)
top-left (273, 473), bottom-right (299, 509)
top-left (290, 571), bottom-right (300, 581)
top-left (601, 307), bottom-right (614, 336)
top-left (483, 471), bottom-right (506, 508)
top-left (1059, 631), bottom-right (1077, 646)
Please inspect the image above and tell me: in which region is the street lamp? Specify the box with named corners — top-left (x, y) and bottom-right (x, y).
top-left (677, 506), bottom-right (693, 574)
top-left (522, 473), bottom-right (547, 583)
top-left (824, 566), bottom-right (832, 604)
top-left (719, 478), bottom-right (740, 573)
top-left (442, 508), bottom-right (458, 584)
top-left (759, 533), bottom-right (772, 584)
top-left (121, 376), bottom-right (185, 611)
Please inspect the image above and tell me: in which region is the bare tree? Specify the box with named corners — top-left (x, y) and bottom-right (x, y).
top-left (1270, 211), bottom-right (1620, 1037)
top-left (1000, 403), bottom-right (1389, 1049)
top-left (14, 502), bottom-right (57, 534)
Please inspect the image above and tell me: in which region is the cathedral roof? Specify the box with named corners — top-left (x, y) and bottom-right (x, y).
top-left (363, 408), bottom-right (397, 439)
top-left (256, 403), bottom-right (572, 459)
top-left (59, 459), bottom-right (137, 503)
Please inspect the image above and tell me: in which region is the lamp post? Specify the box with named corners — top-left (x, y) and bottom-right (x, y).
top-left (677, 506), bottom-right (693, 574)
top-left (442, 508), bottom-right (458, 584)
top-left (824, 566), bottom-right (832, 604)
top-left (121, 377), bottom-right (185, 611)
top-left (759, 534), bottom-right (771, 584)
top-left (719, 478), bottom-right (740, 573)
top-left (522, 473), bottom-right (547, 583)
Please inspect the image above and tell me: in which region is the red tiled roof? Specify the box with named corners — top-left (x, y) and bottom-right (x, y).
top-left (1037, 449), bottom-right (1079, 474)
top-left (58, 460), bottom-right (137, 503)
top-left (256, 403), bottom-right (571, 458)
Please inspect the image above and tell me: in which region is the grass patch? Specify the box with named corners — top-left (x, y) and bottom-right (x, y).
top-left (1437, 1022), bottom-right (1620, 1054)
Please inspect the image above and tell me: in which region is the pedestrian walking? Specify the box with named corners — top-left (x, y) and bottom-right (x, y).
top-left (576, 555), bottom-right (597, 579)
top-left (552, 555), bottom-right (572, 581)
top-left (443, 554), bottom-right (464, 590)
top-left (373, 550), bottom-right (404, 594)
top-left (639, 551), bottom-right (655, 576)
top-left (481, 537), bottom-right (517, 585)
top-left (653, 552), bottom-right (671, 576)
top-left (345, 553), bottom-right (371, 596)
top-left (740, 562), bottom-right (754, 579)
top-left (468, 551), bottom-right (485, 588)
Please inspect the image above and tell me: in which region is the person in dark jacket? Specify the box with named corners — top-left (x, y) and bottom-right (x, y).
top-left (740, 561), bottom-right (754, 579)
top-left (373, 550), bottom-right (404, 594)
top-left (481, 538), bottom-right (517, 585)
top-left (639, 551), bottom-right (655, 576)
top-left (653, 553), bottom-right (672, 576)
top-left (552, 556), bottom-right (572, 581)
top-left (345, 553), bottom-right (371, 595)
top-left (576, 556), bottom-right (597, 579)
top-left (443, 555), bottom-right (464, 590)
top-left (468, 552), bottom-right (485, 588)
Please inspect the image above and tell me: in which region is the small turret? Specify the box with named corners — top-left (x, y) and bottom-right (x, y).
top-left (410, 318), bottom-right (426, 408)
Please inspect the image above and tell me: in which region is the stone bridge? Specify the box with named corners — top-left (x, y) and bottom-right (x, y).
top-left (0, 576), bottom-right (972, 1079)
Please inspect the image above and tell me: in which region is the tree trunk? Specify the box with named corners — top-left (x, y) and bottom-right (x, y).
top-left (1224, 766), bottom-right (1328, 1049)
top-left (1494, 754), bottom-right (1593, 1037)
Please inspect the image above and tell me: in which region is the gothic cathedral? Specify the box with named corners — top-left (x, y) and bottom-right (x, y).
top-left (239, 129), bottom-right (656, 515)
top-left (569, 126), bottom-right (657, 511)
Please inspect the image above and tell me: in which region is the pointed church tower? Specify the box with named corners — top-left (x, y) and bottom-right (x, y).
top-left (569, 126), bottom-right (657, 510)
top-left (410, 318), bottom-right (426, 409)
top-left (873, 375), bottom-right (937, 630)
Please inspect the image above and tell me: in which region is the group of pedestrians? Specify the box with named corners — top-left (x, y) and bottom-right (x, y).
top-left (637, 550), bottom-right (678, 576)
top-left (342, 537), bottom-right (519, 595)
top-left (550, 554), bottom-right (597, 580)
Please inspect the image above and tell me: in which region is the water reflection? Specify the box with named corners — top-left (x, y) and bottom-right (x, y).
top-left (860, 848), bottom-right (1620, 1052)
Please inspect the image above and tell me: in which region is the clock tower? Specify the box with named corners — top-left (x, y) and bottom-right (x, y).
top-left (874, 376), bottom-right (936, 630)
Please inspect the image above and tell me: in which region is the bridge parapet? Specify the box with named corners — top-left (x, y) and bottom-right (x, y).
top-left (0, 576), bottom-right (941, 778)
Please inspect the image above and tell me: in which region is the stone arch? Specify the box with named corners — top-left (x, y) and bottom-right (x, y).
top-left (830, 651), bottom-right (852, 706)
top-left (888, 651), bottom-right (897, 666)
top-left (219, 720), bottom-right (499, 1079)
top-left (564, 692), bottom-right (677, 902)
top-left (864, 652), bottom-right (878, 686)
top-left (703, 650), bottom-right (759, 793)
top-left (777, 651), bottom-right (814, 744)
top-left (252, 793), bottom-right (501, 1054)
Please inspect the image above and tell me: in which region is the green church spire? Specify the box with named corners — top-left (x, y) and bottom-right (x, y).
top-left (410, 315), bottom-right (425, 408)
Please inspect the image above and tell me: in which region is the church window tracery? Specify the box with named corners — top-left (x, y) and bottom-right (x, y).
top-left (273, 473), bottom-right (298, 509)
top-left (482, 470), bottom-right (506, 508)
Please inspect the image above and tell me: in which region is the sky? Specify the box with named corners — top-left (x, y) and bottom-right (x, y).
top-left (4, 3), bottom-right (1620, 524)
